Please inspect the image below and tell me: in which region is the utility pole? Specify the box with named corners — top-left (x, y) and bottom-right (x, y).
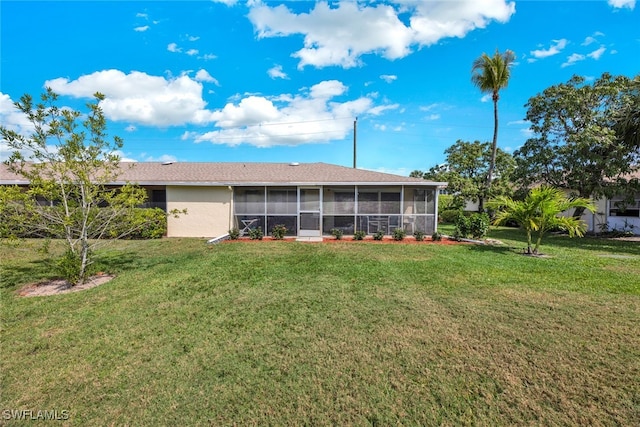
top-left (353, 117), bottom-right (357, 169)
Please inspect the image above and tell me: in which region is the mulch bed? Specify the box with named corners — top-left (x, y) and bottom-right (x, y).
top-left (223, 236), bottom-right (466, 245)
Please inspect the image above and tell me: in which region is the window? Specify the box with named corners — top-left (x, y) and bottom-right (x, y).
top-left (357, 191), bottom-right (379, 214)
top-left (267, 188), bottom-right (297, 214)
top-left (235, 187), bottom-right (265, 215)
top-left (357, 188), bottom-right (401, 214)
top-left (610, 198), bottom-right (640, 217)
top-left (323, 187), bottom-right (355, 215)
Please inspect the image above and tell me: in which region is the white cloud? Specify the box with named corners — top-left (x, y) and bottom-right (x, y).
top-left (582, 32), bottom-right (605, 46)
top-left (0, 92), bottom-right (62, 161)
top-left (45, 70), bottom-right (215, 126)
top-left (248, 0), bottom-right (515, 69)
top-left (143, 154), bottom-right (178, 163)
top-left (40, 71), bottom-right (394, 148)
top-left (111, 150), bottom-right (138, 162)
top-left (588, 46), bottom-right (606, 60)
top-left (186, 49), bottom-right (199, 56)
top-left (182, 80), bottom-right (390, 147)
top-left (420, 103), bottom-right (441, 112)
top-left (310, 80), bottom-right (347, 98)
top-left (186, 34), bottom-right (200, 41)
top-left (267, 65), bottom-right (288, 79)
top-left (608, 0), bottom-right (635, 9)
top-left (0, 92), bottom-right (33, 136)
top-left (134, 25), bottom-right (149, 32)
top-left (368, 104), bottom-right (400, 116)
top-left (480, 94), bottom-right (492, 103)
top-left (167, 43), bottom-right (181, 53)
top-left (195, 69), bottom-right (220, 85)
top-left (529, 39), bottom-right (568, 61)
top-left (125, 125), bottom-right (137, 132)
top-left (380, 74), bottom-right (397, 83)
top-left (201, 53), bottom-right (218, 60)
top-left (425, 114), bottom-right (440, 121)
top-left (562, 53), bottom-right (585, 68)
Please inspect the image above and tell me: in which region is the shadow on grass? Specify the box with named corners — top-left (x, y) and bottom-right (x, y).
top-left (0, 250), bottom-right (155, 291)
top-left (463, 243), bottom-right (520, 256)
top-left (91, 250), bottom-right (157, 274)
top-left (0, 258), bottom-right (57, 290)
top-left (487, 228), bottom-right (640, 256)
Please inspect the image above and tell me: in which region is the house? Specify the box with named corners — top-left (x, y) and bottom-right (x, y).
top-left (0, 162), bottom-right (448, 239)
top-left (586, 173), bottom-right (640, 234)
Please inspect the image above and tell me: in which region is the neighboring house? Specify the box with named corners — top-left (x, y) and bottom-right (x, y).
top-left (0, 162), bottom-right (447, 239)
top-left (451, 178), bottom-right (640, 235)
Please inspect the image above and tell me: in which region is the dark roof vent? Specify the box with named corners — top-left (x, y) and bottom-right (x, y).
top-left (161, 161), bottom-right (174, 165)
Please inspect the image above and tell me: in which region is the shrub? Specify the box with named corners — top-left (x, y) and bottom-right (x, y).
top-left (271, 224), bottom-right (287, 240)
top-left (392, 228), bottom-right (406, 241)
top-left (453, 214), bottom-right (470, 240)
top-left (131, 208), bottom-right (167, 239)
top-left (56, 250), bottom-right (86, 284)
top-left (373, 230), bottom-right (384, 241)
top-left (248, 227), bottom-right (263, 240)
top-left (413, 230), bottom-right (425, 241)
top-left (438, 194), bottom-right (464, 212)
top-left (439, 208), bottom-right (462, 224)
top-left (431, 231), bottom-right (442, 241)
top-left (454, 212), bottom-right (490, 240)
top-left (469, 213), bottom-right (490, 239)
top-left (353, 230), bottom-right (366, 240)
top-left (108, 208), bottom-right (167, 239)
top-left (330, 228), bottom-right (344, 240)
top-left (228, 228), bottom-right (240, 240)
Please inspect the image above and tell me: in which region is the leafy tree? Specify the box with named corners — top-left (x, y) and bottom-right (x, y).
top-left (613, 75), bottom-right (640, 148)
top-left (471, 48), bottom-right (515, 191)
top-left (416, 140), bottom-right (515, 211)
top-left (515, 73), bottom-right (640, 217)
top-left (1, 88), bottom-right (149, 285)
top-left (487, 186), bottom-right (595, 255)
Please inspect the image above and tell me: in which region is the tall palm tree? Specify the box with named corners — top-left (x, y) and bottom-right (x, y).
top-left (471, 49), bottom-right (515, 197)
top-left (487, 186), bottom-right (595, 255)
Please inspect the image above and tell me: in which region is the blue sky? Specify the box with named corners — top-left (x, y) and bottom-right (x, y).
top-left (1, 0), bottom-right (638, 176)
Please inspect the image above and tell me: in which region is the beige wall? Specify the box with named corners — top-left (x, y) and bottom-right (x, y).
top-left (166, 186), bottom-right (233, 238)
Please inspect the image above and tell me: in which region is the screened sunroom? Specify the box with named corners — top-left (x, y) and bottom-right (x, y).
top-left (233, 185), bottom-right (437, 237)
top-left (1, 161), bottom-right (446, 238)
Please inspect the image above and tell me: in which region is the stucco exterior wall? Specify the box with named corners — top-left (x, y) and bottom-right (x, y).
top-left (166, 186), bottom-right (233, 237)
top-left (607, 193), bottom-right (640, 234)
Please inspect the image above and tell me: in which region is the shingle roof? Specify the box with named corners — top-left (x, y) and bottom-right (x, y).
top-left (1, 162), bottom-right (447, 187)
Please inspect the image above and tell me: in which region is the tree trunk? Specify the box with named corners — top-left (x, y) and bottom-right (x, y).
top-left (526, 230), bottom-right (533, 254)
top-left (486, 96), bottom-right (499, 191)
top-left (572, 205), bottom-right (586, 219)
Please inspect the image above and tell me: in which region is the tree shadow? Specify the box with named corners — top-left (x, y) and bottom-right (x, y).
top-left (463, 242), bottom-right (521, 256)
top-left (0, 258), bottom-right (58, 290)
top-left (487, 228), bottom-right (640, 256)
top-left (0, 249), bottom-right (155, 291)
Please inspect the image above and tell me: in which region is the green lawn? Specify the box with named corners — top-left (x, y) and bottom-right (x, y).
top-left (1, 230), bottom-right (639, 425)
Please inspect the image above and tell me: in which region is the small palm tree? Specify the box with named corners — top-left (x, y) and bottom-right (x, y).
top-left (487, 186), bottom-right (595, 255)
top-left (471, 49), bottom-right (515, 196)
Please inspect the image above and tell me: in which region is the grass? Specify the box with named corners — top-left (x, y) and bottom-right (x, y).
top-left (1, 229), bottom-right (639, 425)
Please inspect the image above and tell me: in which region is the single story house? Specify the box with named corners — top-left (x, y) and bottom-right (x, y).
top-left (459, 178), bottom-right (640, 235)
top-left (0, 162), bottom-right (448, 239)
